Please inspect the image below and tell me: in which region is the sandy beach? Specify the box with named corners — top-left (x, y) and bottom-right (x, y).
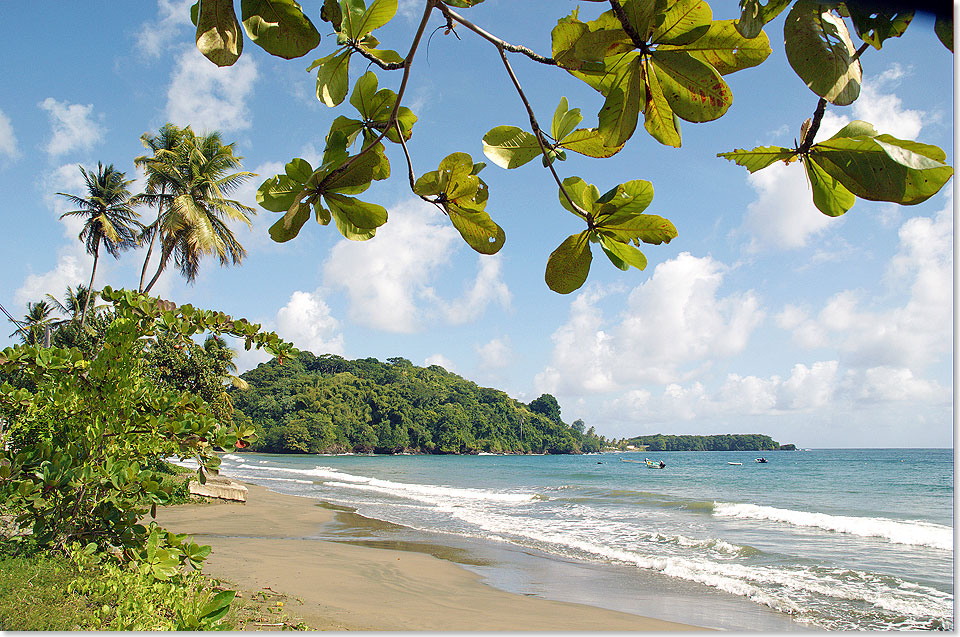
top-left (157, 483), bottom-right (703, 631)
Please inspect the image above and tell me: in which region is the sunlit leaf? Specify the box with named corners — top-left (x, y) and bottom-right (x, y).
top-left (599, 234), bottom-right (648, 270)
top-left (482, 126), bottom-right (542, 169)
top-left (196, 0), bottom-right (243, 67)
top-left (660, 19), bottom-right (771, 75)
top-left (268, 200), bottom-right (311, 242)
top-left (545, 231), bottom-right (592, 294)
top-left (804, 156), bottom-right (854, 216)
top-left (323, 192), bottom-right (387, 229)
top-left (598, 57), bottom-right (643, 146)
top-left (310, 50), bottom-right (351, 106)
top-left (783, 1), bottom-right (861, 105)
top-left (847, 6), bottom-right (913, 50)
top-left (717, 145), bottom-right (796, 172)
top-left (642, 57), bottom-right (682, 147)
top-left (240, 0), bottom-right (321, 59)
top-left (651, 0), bottom-right (711, 46)
top-left (650, 50), bottom-right (731, 122)
top-left (558, 129), bottom-right (624, 158)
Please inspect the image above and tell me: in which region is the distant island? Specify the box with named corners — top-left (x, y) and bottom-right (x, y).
top-left (621, 434), bottom-right (789, 452)
top-left (231, 352), bottom-right (604, 455)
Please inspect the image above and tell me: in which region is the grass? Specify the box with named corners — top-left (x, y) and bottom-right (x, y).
top-left (0, 550), bottom-right (87, 630)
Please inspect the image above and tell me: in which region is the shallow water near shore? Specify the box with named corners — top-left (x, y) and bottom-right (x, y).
top-left (200, 448), bottom-right (953, 631)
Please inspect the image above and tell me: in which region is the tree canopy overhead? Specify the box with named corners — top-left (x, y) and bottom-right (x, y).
top-left (177, 0), bottom-right (951, 294)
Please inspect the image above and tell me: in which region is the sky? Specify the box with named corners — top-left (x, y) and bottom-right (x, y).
top-left (0, 2), bottom-right (954, 448)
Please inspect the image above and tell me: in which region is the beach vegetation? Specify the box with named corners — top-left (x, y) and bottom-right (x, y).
top-left (627, 433), bottom-right (782, 451)
top-left (0, 287), bottom-right (293, 628)
top-left (175, 0), bottom-right (951, 295)
top-left (230, 351), bottom-right (606, 454)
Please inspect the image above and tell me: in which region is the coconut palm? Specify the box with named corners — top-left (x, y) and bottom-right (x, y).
top-left (136, 126), bottom-right (255, 295)
top-left (45, 284), bottom-right (98, 326)
top-left (134, 123), bottom-right (186, 293)
top-left (57, 163), bottom-right (141, 329)
top-left (8, 301), bottom-right (55, 345)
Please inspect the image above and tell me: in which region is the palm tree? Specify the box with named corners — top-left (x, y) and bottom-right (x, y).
top-left (8, 301), bottom-right (55, 345)
top-left (45, 284), bottom-right (98, 326)
top-left (134, 123), bottom-right (186, 293)
top-left (136, 126), bottom-right (256, 295)
top-left (57, 163), bottom-right (141, 330)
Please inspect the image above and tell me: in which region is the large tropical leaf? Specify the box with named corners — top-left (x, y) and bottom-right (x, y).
top-left (717, 145), bottom-right (796, 172)
top-left (660, 19), bottom-right (771, 75)
top-left (196, 0), bottom-right (243, 67)
top-left (735, 0), bottom-right (790, 39)
top-left (240, 0), bottom-right (321, 59)
top-left (309, 50), bottom-right (351, 107)
top-left (482, 126), bottom-right (542, 169)
top-left (545, 231), bottom-right (592, 294)
top-left (783, 1), bottom-right (861, 105)
top-left (804, 156), bottom-right (854, 216)
top-left (650, 50), bottom-right (731, 122)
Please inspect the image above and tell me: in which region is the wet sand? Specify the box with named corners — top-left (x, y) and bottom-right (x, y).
top-left (157, 483), bottom-right (704, 631)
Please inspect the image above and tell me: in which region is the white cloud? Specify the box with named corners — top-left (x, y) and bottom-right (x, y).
top-left (476, 336), bottom-right (513, 369)
top-left (166, 47), bottom-right (258, 133)
top-left (779, 196), bottom-right (953, 370)
top-left (38, 98), bottom-right (104, 157)
top-left (424, 353), bottom-right (456, 372)
top-left (274, 289), bottom-right (344, 355)
top-left (137, 0), bottom-right (193, 58)
top-left (322, 199), bottom-right (510, 333)
top-left (0, 109), bottom-right (18, 161)
top-left (858, 366), bottom-right (945, 403)
top-left (536, 253), bottom-right (764, 395)
top-left (14, 252), bottom-right (87, 308)
top-left (777, 360), bottom-right (839, 410)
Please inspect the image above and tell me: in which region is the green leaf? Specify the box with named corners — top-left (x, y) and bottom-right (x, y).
top-left (735, 0), bottom-right (790, 39)
top-left (718, 145), bottom-right (796, 172)
top-left (447, 204), bottom-right (506, 255)
top-left (804, 156), bottom-right (855, 216)
top-left (935, 15), bottom-right (952, 52)
top-left (650, 50), bottom-right (731, 122)
top-left (285, 157), bottom-right (314, 183)
top-left (810, 136), bottom-right (954, 206)
top-left (351, 0), bottom-right (397, 39)
top-left (558, 128), bottom-right (624, 158)
top-left (311, 50), bottom-right (351, 106)
top-left (660, 19), bottom-right (771, 75)
top-left (651, 0), bottom-right (712, 46)
top-left (557, 176), bottom-right (599, 219)
top-left (442, 0), bottom-right (486, 7)
top-left (321, 0), bottom-right (343, 30)
top-left (240, 0), bottom-right (321, 59)
top-left (598, 211), bottom-right (677, 245)
top-left (323, 193), bottom-right (387, 229)
top-left (598, 57), bottom-right (643, 146)
top-left (257, 174), bottom-right (301, 212)
top-left (482, 126), bottom-right (542, 169)
top-left (269, 200), bottom-right (311, 242)
top-left (783, 1), bottom-right (861, 105)
top-left (196, 0), bottom-right (243, 67)
top-left (552, 97), bottom-right (583, 142)
top-left (199, 590), bottom-right (236, 622)
top-left (599, 235), bottom-right (648, 270)
top-left (545, 232), bottom-right (593, 294)
top-left (327, 115), bottom-right (365, 146)
top-left (641, 57), bottom-right (682, 147)
top-left (827, 119), bottom-right (879, 140)
top-left (847, 7), bottom-right (913, 50)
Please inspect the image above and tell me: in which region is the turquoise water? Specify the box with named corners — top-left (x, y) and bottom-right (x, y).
top-left (209, 448), bottom-right (953, 630)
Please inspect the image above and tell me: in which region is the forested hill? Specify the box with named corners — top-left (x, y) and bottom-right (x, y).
top-left (628, 433), bottom-right (784, 451)
top-left (230, 352), bottom-right (605, 455)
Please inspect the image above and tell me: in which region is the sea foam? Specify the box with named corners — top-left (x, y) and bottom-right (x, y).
top-left (713, 502), bottom-right (953, 550)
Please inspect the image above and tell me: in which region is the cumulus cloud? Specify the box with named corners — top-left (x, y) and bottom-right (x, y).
top-left (38, 98), bottom-right (104, 157)
top-left (166, 47), bottom-right (257, 133)
top-left (536, 253), bottom-right (764, 395)
top-left (274, 289), bottom-right (344, 355)
top-left (323, 199), bottom-right (511, 333)
top-left (476, 336), bottom-right (513, 370)
top-left (15, 252), bottom-right (87, 308)
top-left (740, 65), bottom-right (928, 251)
top-left (778, 196), bottom-right (953, 370)
top-left (137, 0), bottom-right (193, 58)
top-left (0, 109), bottom-right (18, 161)
top-left (424, 353), bottom-right (457, 372)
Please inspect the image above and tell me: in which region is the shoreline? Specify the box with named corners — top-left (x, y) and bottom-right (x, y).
top-left (156, 482), bottom-right (704, 631)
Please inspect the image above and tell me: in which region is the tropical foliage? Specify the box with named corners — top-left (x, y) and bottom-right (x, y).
top-left (177, 0), bottom-right (951, 294)
top-left (627, 433), bottom-right (782, 451)
top-left (0, 288), bottom-right (292, 573)
top-left (231, 352), bottom-right (605, 455)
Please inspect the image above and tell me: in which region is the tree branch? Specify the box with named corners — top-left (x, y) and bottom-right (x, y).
top-left (436, 4), bottom-right (557, 66)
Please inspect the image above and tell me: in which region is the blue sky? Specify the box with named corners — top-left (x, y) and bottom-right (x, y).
top-left (0, 2), bottom-right (953, 448)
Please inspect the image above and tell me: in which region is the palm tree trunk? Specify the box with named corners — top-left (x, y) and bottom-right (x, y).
top-left (139, 189), bottom-right (165, 293)
top-left (80, 243), bottom-right (100, 331)
top-left (142, 242), bottom-right (172, 296)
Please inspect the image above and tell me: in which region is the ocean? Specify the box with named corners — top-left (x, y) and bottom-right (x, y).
top-left (204, 448), bottom-right (953, 631)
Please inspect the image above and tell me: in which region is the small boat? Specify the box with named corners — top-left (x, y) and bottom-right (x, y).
top-left (645, 458), bottom-right (666, 469)
top-left (727, 462), bottom-right (742, 466)
top-left (619, 457), bottom-right (644, 464)
top-left (755, 457), bottom-right (768, 463)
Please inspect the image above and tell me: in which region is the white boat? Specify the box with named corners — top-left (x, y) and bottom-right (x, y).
top-left (727, 462), bottom-right (742, 466)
